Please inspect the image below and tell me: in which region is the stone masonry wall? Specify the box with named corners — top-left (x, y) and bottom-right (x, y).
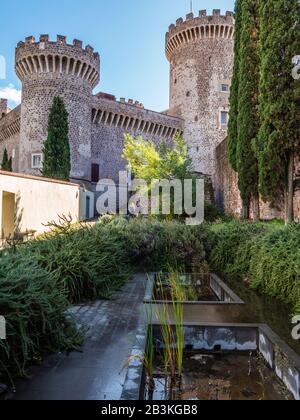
top-left (215, 137), bottom-right (300, 220)
top-left (0, 106), bottom-right (21, 172)
top-left (166, 10), bottom-right (234, 179)
top-left (16, 35), bottom-right (100, 181)
top-left (91, 96), bottom-right (184, 182)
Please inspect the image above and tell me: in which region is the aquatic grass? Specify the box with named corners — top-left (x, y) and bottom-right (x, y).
top-left (167, 269), bottom-right (187, 302)
top-left (154, 271), bottom-right (184, 395)
top-left (172, 298), bottom-right (184, 378)
top-left (144, 302), bottom-right (155, 391)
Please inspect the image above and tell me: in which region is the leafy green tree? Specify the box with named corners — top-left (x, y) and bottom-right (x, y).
top-left (122, 134), bottom-right (195, 219)
top-left (256, 0), bottom-right (300, 223)
top-left (236, 0), bottom-right (260, 220)
top-left (123, 134), bottom-right (193, 183)
top-left (1, 148), bottom-right (12, 171)
top-left (228, 0), bottom-right (243, 171)
top-left (42, 97), bottom-right (71, 181)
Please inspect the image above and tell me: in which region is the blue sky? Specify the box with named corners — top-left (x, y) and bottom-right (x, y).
top-left (0, 0), bottom-right (234, 111)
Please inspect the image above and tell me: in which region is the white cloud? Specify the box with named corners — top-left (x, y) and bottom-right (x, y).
top-left (0, 84), bottom-right (21, 105)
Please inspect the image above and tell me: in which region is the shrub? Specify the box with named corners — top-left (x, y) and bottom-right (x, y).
top-left (1, 215), bottom-right (299, 386)
top-left (209, 221), bottom-right (269, 274)
top-left (208, 220), bottom-right (300, 314)
top-left (0, 254), bottom-right (82, 383)
top-left (249, 224), bottom-right (300, 311)
top-left (22, 222), bottom-right (132, 303)
top-left (104, 217), bottom-right (210, 271)
top-left (204, 202), bottom-right (224, 223)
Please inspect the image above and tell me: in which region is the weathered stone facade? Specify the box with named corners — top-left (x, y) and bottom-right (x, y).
top-left (215, 138), bottom-right (300, 220)
top-left (16, 35), bottom-right (100, 182)
top-left (0, 105), bottom-right (21, 172)
top-left (0, 34), bottom-right (184, 189)
top-left (1, 10), bottom-right (297, 220)
top-left (91, 95), bottom-right (183, 182)
top-left (166, 10), bottom-right (234, 177)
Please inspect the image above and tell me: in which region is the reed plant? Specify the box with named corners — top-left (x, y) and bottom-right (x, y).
top-left (144, 303), bottom-right (155, 391)
top-left (155, 271), bottom-right (185, 395)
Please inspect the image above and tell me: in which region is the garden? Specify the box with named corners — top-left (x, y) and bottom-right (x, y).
top-left (1, 215), bottom-right (300, 400)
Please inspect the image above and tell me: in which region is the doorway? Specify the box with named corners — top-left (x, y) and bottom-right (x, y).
top-left (1, 191), bottom-right (15, 239)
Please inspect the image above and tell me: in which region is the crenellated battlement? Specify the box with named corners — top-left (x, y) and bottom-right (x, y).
top-left (166, 10), bottom-right (235, 60)
top-left (15, 35), bottom-right (100, 88)
top-left (95, 92), bottom-right (144, 108)
top-left (91, 95), bottom-right (183, 141)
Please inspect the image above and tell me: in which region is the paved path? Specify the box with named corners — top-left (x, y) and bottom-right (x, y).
top-left (14, 274), bottom-right (146, 400)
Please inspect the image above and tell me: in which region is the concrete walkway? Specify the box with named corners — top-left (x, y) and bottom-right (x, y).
top-left (14, 274), bottom-right (146, 400)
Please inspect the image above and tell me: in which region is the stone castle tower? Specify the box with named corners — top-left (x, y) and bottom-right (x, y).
top-left (166, 10), bottom-right (235, 179)
top-left (0, 9), bottom-right (235, 200)
top-left (15, 35), bottom-right (100, 181)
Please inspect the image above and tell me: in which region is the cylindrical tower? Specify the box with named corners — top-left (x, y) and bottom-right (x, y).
top-left (15, 35), bottom-right (100, 181)
top-left (166, 9), bottom-right (235, 179)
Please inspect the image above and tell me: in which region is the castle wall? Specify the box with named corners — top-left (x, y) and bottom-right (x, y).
top-left (214, 137), bottom-right (241, 216)
top-left (20, 76), bottom-right (93, 179)
top-left (91, 96), bottom-right (184, 182)
top-left (15, 35), bottom-right (100, 181)
top-left (215, 138), bottom-right (300, 220)
top-left (166, 10), bottom-right (234, 178)
top-left (0, 106), bottom-right (21, 172)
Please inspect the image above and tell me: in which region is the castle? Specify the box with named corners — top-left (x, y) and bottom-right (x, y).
top-left (0, 9), bottom-right (235, 200)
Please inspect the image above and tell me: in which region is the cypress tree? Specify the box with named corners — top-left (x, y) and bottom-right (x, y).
top-left (1, 148), bottom-right (11, 171)
top-left (257, 0), bottom-right (300, 223)
top-left (228, 0), bottom-right (243, 171)
top-left (42, 97), bottom-right (71, 181)
top-left (236, 0), bottom-right (260, 220)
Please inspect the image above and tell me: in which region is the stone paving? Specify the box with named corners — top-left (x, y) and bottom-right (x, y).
top-left (14, 274), bottom-right (146, 400)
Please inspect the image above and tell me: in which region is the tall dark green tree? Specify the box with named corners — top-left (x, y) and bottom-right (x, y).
top-left (1, 148), bottom-right (12, 171)
top-left (228, 0), bottom-right (243, 172)
top-left (256, 0), bottom-right (300, 223)
top-left (42, 97), bottom-right (71, 181)
top-left (236, 0), bottom-right (260, 220)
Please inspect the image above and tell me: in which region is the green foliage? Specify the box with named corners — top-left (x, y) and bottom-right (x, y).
top-left (116, 217), bottom-right (209, 271)
top-left (210, 221), bottom-right (270, 275)
top-left (123, 134), bottom-right (193, 182)
top-left (1, 148), bottom-right (12, 171)
top-left (249, 225), bottom-right (300, 310)
top-left (123, 134), bottom-right (218, 221)
top-left (23, 222), bottom-right (132, 303)
top-left (256, 0), bottom-right (300, 206)
top-left (236, 0), bottom-right (260, 209)
top-left (1, 215), bottom-right (300, 385)
top-left (122, 134), bottom-right (200, 220)
top-left (204, 202), bottom-right (224, 223)
top-left (0, 220), bottom-right (132, 382)
top-left (42, 97), bottom-right (71, 181)
top-left (209, 220), bottom-right (300, 314)
top-left (0, 253), bottom-right (82, 383)
top-left (228, 0), bottom-right (243, 171)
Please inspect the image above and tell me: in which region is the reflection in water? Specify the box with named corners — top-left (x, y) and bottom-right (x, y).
top-left (223, 274), bottom-right (300, 355)
top-left (146, 353), bottom-right (293, 401)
